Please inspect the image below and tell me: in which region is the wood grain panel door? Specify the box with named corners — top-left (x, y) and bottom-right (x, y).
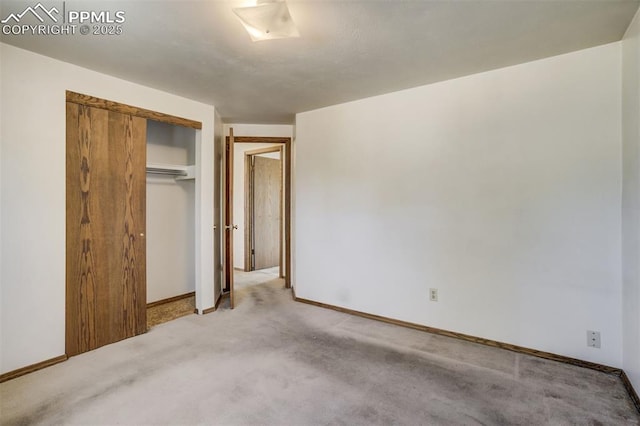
top-left (224, 129), bottom-right (236, 308)
top-left (66, 102), bottom-right (147, 356)
top-left (252, 156), bottom-right (281, 270)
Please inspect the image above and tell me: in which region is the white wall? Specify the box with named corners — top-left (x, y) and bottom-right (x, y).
top-left (0, 43), bottom-right (216, 374)
top-left (257, 152), bottom-right (281, 160)
top-left (146, 121), bottom-right (196, 303)
top-left (295, 43), bottom-right (623, 366)
top-left (622, 9), bottom-right (640, 392)
top-left (223, 124), bottom-right (292, 270)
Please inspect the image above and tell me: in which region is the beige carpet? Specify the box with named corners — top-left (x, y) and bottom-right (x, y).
top-left (146, 268), bottom-right (279, 328)
top-left (1, 279), bottom-right (639, 425)
top-left (234, 266), bottom-right (280, 289)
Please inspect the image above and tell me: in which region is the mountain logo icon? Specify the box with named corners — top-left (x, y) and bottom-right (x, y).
top-left (1, 3), bottom-right (60, 24)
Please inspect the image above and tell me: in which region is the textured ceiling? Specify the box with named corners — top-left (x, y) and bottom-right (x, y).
top-left (1, 0), bottom-right (639, 123)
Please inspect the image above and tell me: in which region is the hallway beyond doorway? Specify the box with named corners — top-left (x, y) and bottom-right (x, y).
top-left (234, 267), bottom-right (280, 290)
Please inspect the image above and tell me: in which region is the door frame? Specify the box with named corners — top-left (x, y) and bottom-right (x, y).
top-left (66, 91), bottom-right (202, 129)
top-left (224, 135), bottom-right (292, 291)
top-left (244, 145), bottom-right (284, 275)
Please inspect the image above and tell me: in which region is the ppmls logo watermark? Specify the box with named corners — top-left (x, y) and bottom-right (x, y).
top-left (2, 2), bottom-right (126, 36)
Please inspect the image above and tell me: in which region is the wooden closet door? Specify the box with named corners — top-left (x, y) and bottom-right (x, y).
top-left (66, 102), bottom-right (147, 356)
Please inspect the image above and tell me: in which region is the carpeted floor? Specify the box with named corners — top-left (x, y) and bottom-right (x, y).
top-left (233, 266), bottom-right (280, 290)
top-left (1, 278), bottom-right (639, 425)
top-left (146, 267), bottom-right (280, 328)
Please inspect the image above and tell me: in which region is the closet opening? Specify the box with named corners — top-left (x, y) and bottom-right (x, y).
top-left (146, 120), bottom-right (198, 328)
top-left (65, 91), bottom-right (208, 357)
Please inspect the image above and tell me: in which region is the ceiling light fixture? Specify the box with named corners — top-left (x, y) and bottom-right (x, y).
top-left (232, 0), bottom-right (299, 42)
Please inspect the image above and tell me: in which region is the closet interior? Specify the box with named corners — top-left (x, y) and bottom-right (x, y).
top-left (146, 120), bottom-right (196, 316)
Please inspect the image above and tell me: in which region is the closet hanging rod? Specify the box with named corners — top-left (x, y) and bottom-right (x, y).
top-left (146, 167), bottom-right (187, 177)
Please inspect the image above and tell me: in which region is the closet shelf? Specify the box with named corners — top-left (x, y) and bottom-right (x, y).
top-left (146, 163), bottom-right (195, 180)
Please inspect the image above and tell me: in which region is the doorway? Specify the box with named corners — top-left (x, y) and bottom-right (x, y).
top-left (245, 146), bottom-right (284, 274)
top-left (223, 128), bottom-right (291, 309)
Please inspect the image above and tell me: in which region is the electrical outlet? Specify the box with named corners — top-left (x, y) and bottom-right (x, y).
top-left (429, 288), bottom-right (438, 302)
top-left (587, 330), bottom-right (601, 348)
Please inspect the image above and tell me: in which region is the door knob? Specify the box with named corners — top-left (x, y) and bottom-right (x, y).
top-left (226, 225), bottom-right (238, 230)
